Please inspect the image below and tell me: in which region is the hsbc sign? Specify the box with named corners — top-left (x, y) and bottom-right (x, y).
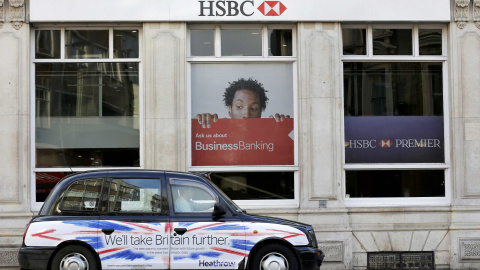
top-left (29, 0), bottom-right (450, 22)
top-left (346, 139), bottom-right (441, 149)
top-left (344, 116), bottom-right (445, 163)
top-left (198, 0), bottom-right (287, 17)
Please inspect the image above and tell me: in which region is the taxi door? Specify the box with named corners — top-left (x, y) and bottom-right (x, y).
top-left (98, 172), bottom-right (170, 269)
top-left (167, 176), bottom-right (247, 269)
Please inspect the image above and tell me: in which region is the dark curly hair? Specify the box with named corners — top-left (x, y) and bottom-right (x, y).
top-left (223, 78), bottom-right (269, 111)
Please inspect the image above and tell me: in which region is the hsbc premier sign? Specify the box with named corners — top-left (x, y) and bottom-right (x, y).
top-left (198, 1), bottom-right (287, 17)
top-left (344, 116), bottom-right (445, 164)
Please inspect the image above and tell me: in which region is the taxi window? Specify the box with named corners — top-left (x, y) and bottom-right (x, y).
top-left (171, 180), bottom-right (216, 213)
top-left (107, 178), bottom-right (162, 213)
top-left (59, 179), bottom-right (103, 212)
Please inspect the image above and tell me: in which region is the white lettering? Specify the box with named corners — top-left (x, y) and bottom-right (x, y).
top-left (194, 141), bottom-right (275, 152)
top-left (395, 139), bottom-right (442, 148)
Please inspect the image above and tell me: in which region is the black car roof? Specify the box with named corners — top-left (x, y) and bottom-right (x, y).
top-left (39, 169), bottom-right (209, 215)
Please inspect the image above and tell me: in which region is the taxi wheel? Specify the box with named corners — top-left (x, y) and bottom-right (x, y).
top-left (51, 245), bottom-right (98, 270)
top-left (251, 244), bottom-right (298, 270)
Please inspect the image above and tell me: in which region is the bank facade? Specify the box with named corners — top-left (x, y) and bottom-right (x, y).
top-left (2, 0), bottom-right (480, 269)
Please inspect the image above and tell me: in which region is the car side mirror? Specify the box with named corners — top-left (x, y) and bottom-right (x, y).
top-left (212, 202), bottom-right (227, 217)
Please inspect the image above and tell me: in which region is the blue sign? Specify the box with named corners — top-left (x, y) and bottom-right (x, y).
top-left (344, 116), bottom-right (444, 163)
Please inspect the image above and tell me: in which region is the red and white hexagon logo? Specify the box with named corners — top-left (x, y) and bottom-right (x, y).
top-left (379, 139), bottom-right (393, 148)
top-left (257, 1), bottom-right (287, 16)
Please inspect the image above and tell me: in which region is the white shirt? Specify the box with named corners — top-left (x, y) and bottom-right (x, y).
top-left (174, 196), bottom-right (193, 212)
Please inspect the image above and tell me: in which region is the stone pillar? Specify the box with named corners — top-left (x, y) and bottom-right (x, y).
top-left (450, 0), bottom-right (480, 268)
top-left (143, 23), bottom-right (187, 171)
top-left (0, 0), bottom-right (33, 268)
top-left (296, 22), bottom-right (353, 269)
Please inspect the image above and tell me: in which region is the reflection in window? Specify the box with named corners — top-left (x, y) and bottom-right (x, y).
top-left (35, 30), bottom-right (61, 59)
top-left (373, 29), bottom-right (412, 55)
top-left (35, 172), bottom-right (71, 202)
top-left (210, 172), bottom-right (294, 200)
top-left (35, 62), bottom-right (140, 167)
top-left (342, 28), bottom-right (366, 55)
top-left (59, 179), bottom-right (103, 211)
top-left (346, 170), bottom-right (445, 198)
top-left (65, 30), bottom-right (109, 59)
top-left (343, 62), bottom-right (443, 116)
top-left (419, 29), bottom-right (442, 55)
top-left (221, 29), bottom-right (262, 56)
top-left (190, 29), bottom-right (215, 56)
top-left (114, 30), bottom-right (139, 58)
top-left (108, 179), bottom-right (162, 212)
top-left (268, 29), bottom-right (292, 56)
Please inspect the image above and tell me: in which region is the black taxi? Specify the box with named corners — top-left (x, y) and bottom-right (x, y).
top-left (19, 170), bottom-right (324, 270)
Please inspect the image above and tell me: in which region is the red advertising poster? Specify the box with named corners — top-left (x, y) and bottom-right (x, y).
top-left (192, 118), bottom-right (294, 166)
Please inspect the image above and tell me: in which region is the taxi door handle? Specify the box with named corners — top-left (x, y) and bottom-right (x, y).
top-left (102, 228), bottom-right (115, 235)
top-left (174, 228), bottom-right (187, 236)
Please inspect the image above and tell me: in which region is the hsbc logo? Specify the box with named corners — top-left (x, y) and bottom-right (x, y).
top-left (198, 0), bottom-right (287, 17)
top-left (257, 1), bottom-right (287, 16)
top-left (379, 139), bottom-right (393, 148)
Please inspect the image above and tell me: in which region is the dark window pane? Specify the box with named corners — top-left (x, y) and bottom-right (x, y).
top-left (268, 29), bottom-right (292, 56)
top-left (343, 62), bottom-right (444, 164)
top-left (419, 29), bottom-right (442, 55)
top-left (346, 170), bottom-right (445, 198)
top-left (114, 30), bottom-right (139, 58)
top-left (190, 29), bottom-right (215, 56)
top-left (343, 62), bottom-right (443, 116)
top-left (342, 28), bottom-right (366, 55)
top-left (35, 172), bottom-right (72, 202)
top-left (373, 29), bottom-right (412, 55)
top-left (65, 30), bottom-right (109, 59)
top-left (35, 62), bottom-right (140, 167)
top-left (221, 29), bottom-right (262, 56)
top-left (35, 30), bottom-right (61, 59)
top-left (210, 172), bottom-right (294, 200)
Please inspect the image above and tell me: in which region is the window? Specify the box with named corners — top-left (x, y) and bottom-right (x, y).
top-left (59, 179), bottom-right (103, 212)
top-left (32, 27), bottom-right (142, 209)
top-left (188, 25), bottom-right (298, 209)
top-left (342, 25), bottom-right (449, 205)
top-left (107, 178), bottom-right (162, 213)
top-left (170, 179), bottom-right (217, 213)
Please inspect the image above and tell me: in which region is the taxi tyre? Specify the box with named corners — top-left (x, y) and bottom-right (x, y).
top-left (51, 245), bottom-right (98, 270)
top-left (250, 244), bottom-right (299, 270)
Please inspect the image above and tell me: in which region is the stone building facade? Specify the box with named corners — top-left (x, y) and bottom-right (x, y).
top-left (2, 0), bottom-right (480, 269)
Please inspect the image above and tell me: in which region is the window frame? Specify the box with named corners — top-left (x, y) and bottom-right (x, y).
top-left (186, 24), bottom-right (299, 210)
top-left (341, 24), bottom-right (451, 207)
top-left (30, 24), bottom-right (144, 211)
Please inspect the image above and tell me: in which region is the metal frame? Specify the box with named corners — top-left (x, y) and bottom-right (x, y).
top-left (341, 24), bottom-right (451, 207)
top-left (186, 24), bottom-right (299, 209)
top-left (30, 25), bottom-right (144, 211)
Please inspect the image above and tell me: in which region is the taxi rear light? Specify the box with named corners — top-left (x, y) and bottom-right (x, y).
top-left (22, 223), bottom-right (31, 243)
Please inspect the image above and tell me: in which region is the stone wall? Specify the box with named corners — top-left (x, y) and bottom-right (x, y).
top-left (5, 1), bottom-right (480, 269)
top-left (0, 0), bottom-right (32, 268)
top-left (450, 0), bottom-right (480, 268)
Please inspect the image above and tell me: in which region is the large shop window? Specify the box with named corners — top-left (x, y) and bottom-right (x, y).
top-left (32, 27), bottom-right (141, 207)
top-left (342, 25), bottom-right (449, 206)
top-left (188, 25), bottom-right (297, 208)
